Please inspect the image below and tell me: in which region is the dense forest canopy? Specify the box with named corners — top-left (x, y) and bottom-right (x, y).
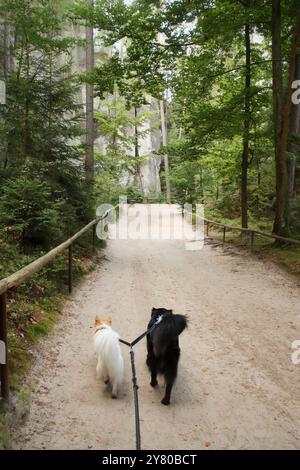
top-left (1, 0), bottom-right (300, 253)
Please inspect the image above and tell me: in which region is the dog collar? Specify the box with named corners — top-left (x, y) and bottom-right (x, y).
top-left (95, 325), bottom-right (109, 333)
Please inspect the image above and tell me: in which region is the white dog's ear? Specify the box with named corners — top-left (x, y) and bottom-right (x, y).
top-left (107, 316), bottom-right (112, 325)
top-left (95, 315), bottom-right (101, 325)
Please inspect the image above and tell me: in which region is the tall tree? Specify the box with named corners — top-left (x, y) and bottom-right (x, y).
top-left (85, 0), bottom-right (94, 189)
top-left (160, 99), bottom-right (172, 203)
top-left (271, 0), bottom-right (285, 235)
top-left (3, 20), bottom-right (11, 79)
top-left (241, 0), bottom-right (251, 229)
top-left (272, 0), bottom-right (300, 235)
top-left (287, 47), bottom-right (300, 216)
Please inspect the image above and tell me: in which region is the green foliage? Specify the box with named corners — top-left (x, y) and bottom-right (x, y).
top-left (25, 310), bottom-right (59, 344)
top-left (169, 160), bottom-right (201, 207)
top-left (94, 170), bottom-right (123, 206)
top-left (0, 177), bottom-right (63, 246)
top-left (0, 0), bottom-right (92, 250)
top-left (93, 91), bottom-right (156, 202)
top-left (125, 185), bottom-right (143, 203)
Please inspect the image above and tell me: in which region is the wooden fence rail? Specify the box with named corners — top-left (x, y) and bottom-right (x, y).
top-left (0, 206), bottom-right (117, 401)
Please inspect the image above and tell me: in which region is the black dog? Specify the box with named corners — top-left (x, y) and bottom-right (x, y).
top-left (146, 308), bottom-right (187, 405)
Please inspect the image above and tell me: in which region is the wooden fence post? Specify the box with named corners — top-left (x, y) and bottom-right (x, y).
top-left (206, 222), bottom-right (209, 236)
top-left (92, 224), bottom-right (96, 252)
top-left (223, 226), bottom-right (226, 244)
top-left (251, 231), bottom-right (255, 252)
top-left (0, 292), bottom-right (8, 400)
top-left (68, 245), bottom-right (73, 294)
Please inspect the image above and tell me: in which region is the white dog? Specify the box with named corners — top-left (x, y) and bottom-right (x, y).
top-left (94, 315), bottom-right (124, 398)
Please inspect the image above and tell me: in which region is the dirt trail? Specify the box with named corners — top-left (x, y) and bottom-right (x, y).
top-left (13, 207), bottom-right (300, 450)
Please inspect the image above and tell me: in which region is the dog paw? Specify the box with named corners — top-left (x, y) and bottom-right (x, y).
top-left (150, 380), bottom-right (158, 387)
top-left (111, 393), bottom-right (118, 399)
top-left (104, 379), bottom-right (109, 385)
top-left (161, 397), bottom-right (170, 405)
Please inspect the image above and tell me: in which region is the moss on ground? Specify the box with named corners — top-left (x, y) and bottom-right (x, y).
top-left (0, 409), bottom-right (10, 450)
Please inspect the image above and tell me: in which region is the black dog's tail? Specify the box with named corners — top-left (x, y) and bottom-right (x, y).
top-left (173, 314), bottom-right (188, 336)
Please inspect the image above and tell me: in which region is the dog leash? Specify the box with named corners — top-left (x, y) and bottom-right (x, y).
top-left (119, 314), bottom-right (164, 450)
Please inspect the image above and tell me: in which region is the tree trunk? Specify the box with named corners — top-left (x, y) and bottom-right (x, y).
top-left (134, 106), bottom-right (144, 197)
top-left (85, 2), bottom-right (94, 189)
top-left (216, 181), bottom-right (219, 201)
top-left (199, 167), bottom-right (203, 199)
top-left (257, 158), bottom-right (261, 188)
top-left (287, 49), bottom-right (300, 218)
top-left (160, 100), bottom-right (171, 204)
top-left (256, 158), bottom-right (261, 213)
top-left (2, 20), bottom-right (11, 168)
top-left (272, 0), bottom-right (285, 235)
top-left (3, 22), bottom-right (11, 79)
top-left (241, 18), bottom-right (251, 229)
top-left (273, 8), bottom-right (300, 234)
top-left (23, 45), bottom-right (30, 161)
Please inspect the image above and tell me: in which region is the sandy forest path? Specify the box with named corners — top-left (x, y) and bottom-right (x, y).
top-left (13, 207), bottom-right (300, 450)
